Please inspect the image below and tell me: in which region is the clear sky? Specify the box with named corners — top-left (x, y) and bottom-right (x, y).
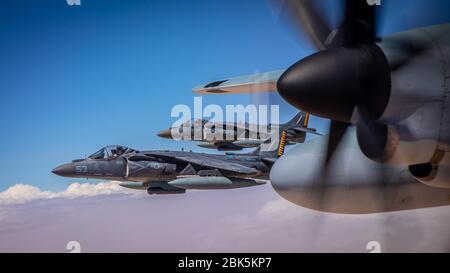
top-left (1, 0), bottom-right (450, 192)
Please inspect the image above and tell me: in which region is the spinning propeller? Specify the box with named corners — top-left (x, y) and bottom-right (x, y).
top-left (274, 0), bottom-right (432, 165)
top-left (272, 0), bottom-right (441, 250)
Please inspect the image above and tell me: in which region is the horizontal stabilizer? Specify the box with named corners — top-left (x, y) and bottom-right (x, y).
top-left (293, 127), bottom-right (323, 136)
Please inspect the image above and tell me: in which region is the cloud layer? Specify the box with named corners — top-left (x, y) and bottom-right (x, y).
top-left (0, 183), bottom-right (449, 252)
top-left (0, 182), bottom-right (134, 205)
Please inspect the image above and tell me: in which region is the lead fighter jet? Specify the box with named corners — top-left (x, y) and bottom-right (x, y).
top-left (52, 137), bottom-right (286, 194)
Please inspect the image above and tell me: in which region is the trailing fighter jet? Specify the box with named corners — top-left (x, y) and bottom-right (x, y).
top-left (192, 0), bottom-right (450, 213)
top-left (157, 111), bottom-right (321, 151)
top-left (51, 134), bottom-right (287, 194)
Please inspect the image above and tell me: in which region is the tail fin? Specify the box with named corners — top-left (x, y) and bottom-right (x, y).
top-left (277, 130), bottom-right (288, 157)
top-left (285, 111), bottom-right (310, 128)
top-left (258, 112), bottom-right (310, 161)
top-left (259, 112), bottom-right (310, 160)
top-left (259, 126), bottom-right (288, 160)
top-left (285, 111), bottom-right (322, 136)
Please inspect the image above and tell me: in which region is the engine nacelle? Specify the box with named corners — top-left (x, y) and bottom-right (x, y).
top-left (270, 128), bottom-right (450, 214)
top-left (409, 151), bottom-right (450, 189)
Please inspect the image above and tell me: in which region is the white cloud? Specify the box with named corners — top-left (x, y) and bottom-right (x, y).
top-left (0, 182), bottom-right (136, 205)
top-left (257, 198), bottom-right (305, 219)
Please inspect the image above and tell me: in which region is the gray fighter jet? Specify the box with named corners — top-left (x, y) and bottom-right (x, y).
top-left (52, 138), bottom-right (286, 194)
top-left (157, 111), bottom-right (320, 151)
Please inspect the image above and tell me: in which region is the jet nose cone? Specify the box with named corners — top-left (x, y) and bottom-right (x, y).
top-left (52, 163), bottom-right (74, 177)
top-left (157, 129), bottom-right (172, 139)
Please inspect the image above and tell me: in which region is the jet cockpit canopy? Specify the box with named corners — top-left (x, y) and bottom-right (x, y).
top-left (181, 118), bottom-right (210, 128)
top-left (88, 145), bottom-right (135, 160)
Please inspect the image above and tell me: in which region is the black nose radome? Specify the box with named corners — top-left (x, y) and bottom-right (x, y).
top-left (277, 44), bottom-right (391, 123)
top-left (52, 163), bottom-right (74, 177)
top-left (157, 129), bottom-right (172, 139)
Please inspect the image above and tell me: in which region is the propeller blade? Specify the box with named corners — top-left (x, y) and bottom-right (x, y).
top-left (343, 0), bottom-right (376, 32)
top-left (343, 0), bottom-right (376, 41)
top-left (325, 120), bottom-right (349, 164)
top-left (379, 33), bottom-right (435, 71)
top-left (355, 105), bottom-right (388, 161)
top-left (308, 120), bottom-right (349, 250)
top-left (324, 0), bottom-right (378, 47)
top-left (272, 0), bottom-right (332, 50)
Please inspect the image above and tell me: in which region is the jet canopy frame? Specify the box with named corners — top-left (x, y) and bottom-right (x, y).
top-left (88, 145), bottom-right (135, 160)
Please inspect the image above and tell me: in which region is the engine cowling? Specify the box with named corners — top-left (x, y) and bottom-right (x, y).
top-left (269, 128), bottom-right (450, 214)
top-left (366, 24), bottom-right (447, 165)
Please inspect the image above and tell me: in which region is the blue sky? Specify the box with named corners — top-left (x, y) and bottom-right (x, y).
top-left (1, 0), bottom-right (449, 192)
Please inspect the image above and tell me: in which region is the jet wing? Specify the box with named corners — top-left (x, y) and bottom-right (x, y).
top-left (197, 141), bottom-right (243, 151)
top-left (143, 151), bottom-right (260, 175)
top-left (193, 70), bottom-right (284, 95)
top-left (211, 141), bottom-right (243, 150)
